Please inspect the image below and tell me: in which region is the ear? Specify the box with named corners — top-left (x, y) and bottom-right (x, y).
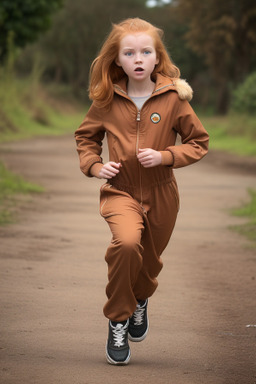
top-left (155, 56), bottom-right (159, 65)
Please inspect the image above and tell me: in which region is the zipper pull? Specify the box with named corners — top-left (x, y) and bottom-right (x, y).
top-left (136, 111), bottom-right (141, 121)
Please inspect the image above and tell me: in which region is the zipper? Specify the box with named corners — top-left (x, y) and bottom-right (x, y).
top-left (152, 83), bottom-right (174, 94)
top-left (136, 110), bottom-right (141, 155)
top-left (135, 110), bottom-right (144, 209)
top-left (114, 83), bottom-right (174, 214)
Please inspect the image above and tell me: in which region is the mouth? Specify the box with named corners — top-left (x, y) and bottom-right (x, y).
top-left (135, 67), bottom-right (144, 72)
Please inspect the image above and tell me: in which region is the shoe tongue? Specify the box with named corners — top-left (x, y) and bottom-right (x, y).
top-left (112, 320), bottom-right (127, 327)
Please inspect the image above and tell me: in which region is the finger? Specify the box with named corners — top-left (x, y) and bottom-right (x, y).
top-left (141, 162), bottom-right (153, 168)
top-left (137, 153), bottom-right (150, 160)
top-left (139, 161), bottom-right (151, 167)
top-left (102, 170), bottom-right (118, 178)
top-left (138, 155), bottom-right (152, 163)
top-left (137, 148), bottom-right (149, 155)
top-left (109, 162), bottom-right (122, 169)
top-left (101, 164), bottom-right (119, 175)
top-left (106, 168), bottom-right (119, 177)
top-left (105, 163), bottom-right (120, 171)
top-left (106, 166), bottom-right (119, 174)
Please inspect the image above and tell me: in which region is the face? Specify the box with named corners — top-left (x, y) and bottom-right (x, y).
top-left (116, 33), bottom-right (159, 83)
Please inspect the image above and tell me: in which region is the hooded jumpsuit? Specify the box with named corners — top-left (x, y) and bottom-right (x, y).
top-left (75, 74), bottom-right (209, 322)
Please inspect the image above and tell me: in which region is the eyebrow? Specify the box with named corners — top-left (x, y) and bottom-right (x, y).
top-left (122, 46), bottom-right (154, 50)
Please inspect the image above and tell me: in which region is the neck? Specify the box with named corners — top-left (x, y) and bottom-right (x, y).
top-left (127, 79), bottom-right (155, 97)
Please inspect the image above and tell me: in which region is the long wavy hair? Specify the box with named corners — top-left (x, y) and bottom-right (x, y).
top-left (89, 18), bottom-right (180, 108)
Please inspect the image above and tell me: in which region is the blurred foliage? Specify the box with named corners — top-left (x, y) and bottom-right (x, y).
top-left (21, 0), bottom-right (151, 98)
top-left (231, 72), bottom-right (256, 115)
top-left (0, 0), bottom-right (63, 62)
top-left (201, 114), bottom-right (256, 156)
top-left (1, 0), bottom-right (256, 114)
top-left (176, 0), bottom-right (256, 113)
top-left (0, 48), bottom-right (84, 141)
top-left (16, 0), bottom-right (205, 102)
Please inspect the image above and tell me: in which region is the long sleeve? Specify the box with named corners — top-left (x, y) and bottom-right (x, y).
top-left (166, 100), bottom-right (209, 168)
top-left (75, 104), bottom-right (105, 177)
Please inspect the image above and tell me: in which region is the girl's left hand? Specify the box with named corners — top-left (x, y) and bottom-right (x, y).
top-left (137, 148), bottom-right (162, 168)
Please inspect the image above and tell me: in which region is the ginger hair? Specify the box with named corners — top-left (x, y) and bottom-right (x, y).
top-left (89, 18), bottom-right (180, 108)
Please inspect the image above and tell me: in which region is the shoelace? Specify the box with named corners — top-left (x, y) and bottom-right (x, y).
top-left (112, 323), bottom-right (127, 347)
top-left (133, 304), bottom-right (145, 326)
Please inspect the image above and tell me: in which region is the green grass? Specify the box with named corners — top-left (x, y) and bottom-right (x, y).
top-left (0, 162), bottom-right (44, 225)
top-left (199, 112), bottom-right (256, 244)
top-left (200, 114), bottom-right (256, 156)
top-left (0, 104), bottom-right (84, 142)
top-left (0, 80), bottom-right (85, 142)
top-left (0, 71), bottom-right (85, 225)
top-left (230, 189), bottom-right (256, 244)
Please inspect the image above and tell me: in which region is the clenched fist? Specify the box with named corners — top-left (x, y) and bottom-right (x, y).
top-left (137, 148), bottom-right (162, 168)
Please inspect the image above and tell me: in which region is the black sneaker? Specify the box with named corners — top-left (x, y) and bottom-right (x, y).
top-left (106, 320), bottom-right (131, 365)
top-left (128, 299), bottom-right (148, 342)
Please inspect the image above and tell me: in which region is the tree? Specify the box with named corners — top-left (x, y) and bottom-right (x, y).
top-left (0, 0), bottom-right (63, 62)
top-left (147, 3), bottom-right (206, 81)
top-left (176, 0), bottom-right (256, 113)
top-left (37, 0), bottom-right (147, 97)
top-left (231, 72), bottom-right (256, 115)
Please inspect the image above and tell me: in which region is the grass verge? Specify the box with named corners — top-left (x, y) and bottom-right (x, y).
top-left (0, 162), bottom-right (44, 225)
top-left (199, 112), bottom-right (256, 244)
top-left (0, 71), bottom-right (85, 225)
top-left (200, 113), bottom-right (256, 156)
top-left (0, 78), bottom-right (85, 142)
top-left (230, 189), bottom-right (256, 245)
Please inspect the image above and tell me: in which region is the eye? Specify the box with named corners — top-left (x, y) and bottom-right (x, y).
top-left (124, 51), bottom-right (133, 57)
top-left (144, 50), bottom-right (151, 55)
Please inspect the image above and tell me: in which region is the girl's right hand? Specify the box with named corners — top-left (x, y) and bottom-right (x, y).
top-left (98, 162), bottom-right (122, 179)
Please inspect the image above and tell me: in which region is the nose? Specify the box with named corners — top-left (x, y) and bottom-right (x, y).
top-left (135, 53), bottom-right (142, 63)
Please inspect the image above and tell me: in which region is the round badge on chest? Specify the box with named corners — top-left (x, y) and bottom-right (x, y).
top-left (150, 113), bottom-right (161, 124)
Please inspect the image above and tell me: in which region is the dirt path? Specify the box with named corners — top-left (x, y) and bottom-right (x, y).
top-left (0, 135), bottom-right (255, 384)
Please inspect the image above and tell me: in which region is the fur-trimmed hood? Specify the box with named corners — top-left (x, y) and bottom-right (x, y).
top-left (114, 74), bottom-right (193, 102)
top-left (153, 75), bottom-right (193, 102)
top-left (173, 78), bottom-right (193, 102)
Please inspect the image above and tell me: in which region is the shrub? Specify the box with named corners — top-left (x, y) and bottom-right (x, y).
top-left (231, 72), bottom-right (256, 115)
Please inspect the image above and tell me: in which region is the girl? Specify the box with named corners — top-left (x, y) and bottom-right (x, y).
top-left (75, 18), bottom-right (209, 365)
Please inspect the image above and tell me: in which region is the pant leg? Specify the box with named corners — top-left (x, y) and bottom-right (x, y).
top-left (99, 180), bottom-right (179, 321)
top-left (132, 180), bottom-right (179, 301)
top-left (100, 185), bottom-right (145, 322)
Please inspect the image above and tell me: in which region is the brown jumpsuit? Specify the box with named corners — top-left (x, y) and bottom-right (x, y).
top-left (75, 74), bottom-right (209, 322)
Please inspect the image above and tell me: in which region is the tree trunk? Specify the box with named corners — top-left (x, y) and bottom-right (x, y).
top-left (216, 81), bottom-right (230, 115)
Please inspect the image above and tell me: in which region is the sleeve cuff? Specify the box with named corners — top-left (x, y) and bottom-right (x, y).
top-left (160, 150), bottom-right (174, 166)
top-left (89, 162), bottom-right (103, 177)
top-left (80, 157), bottom-right (103, 177)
